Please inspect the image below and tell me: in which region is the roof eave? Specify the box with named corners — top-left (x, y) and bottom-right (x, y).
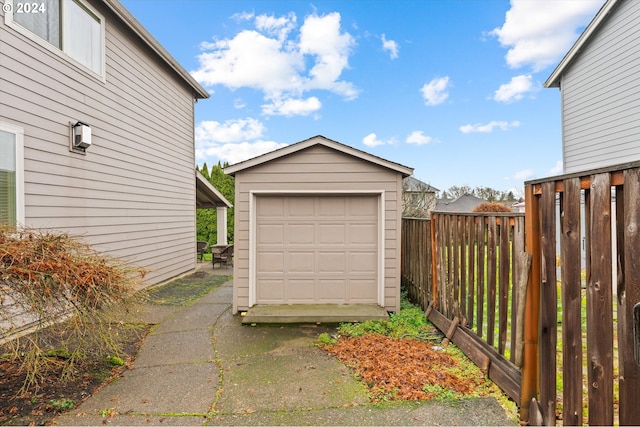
top-left (544, 0), bottom-right (619, 88)
top-left (103, 0), bottom-right (210, 99)
top-left (196, 170), bottom-right (232, 209)
top-left (225, 135), bottom-right (413, 177)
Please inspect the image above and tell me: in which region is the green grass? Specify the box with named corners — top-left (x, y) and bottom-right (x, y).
top-left (145, 273), bottom-right (230, 306)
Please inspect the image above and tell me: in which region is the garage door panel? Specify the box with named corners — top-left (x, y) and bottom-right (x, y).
top-left (258, 224), bottom-right (284, 245)
top-left (257, 252), bottom-right (284, 272)
top-left (256, 195), bottom-right (378, 305)
top-left (288, 252), bottom-right (314, 272)
top-left (288, 198), bottom-right (315, 217)
top-left (318, 251), bottom-right (347, 273)
top-left (257, 279), bottom-right (285, 302)
top-left (350, 223), bottom-right (377, 244)
top-left (318, 197), bottom-right (345, 217)
top-left (287, 279), bottom-right (315, 301)
top-left (288, 224), bottom-right (315, 244)
top-left (318, 224), bottom-right (346, 244)
top-left (258, 197), bottom-right (285, 217)
top-left (318, 279), bottom-right (346, 301)
top-left (350, 251), bottom-right (377, 272)
top-left (348, 279), bottom-right (377, 302)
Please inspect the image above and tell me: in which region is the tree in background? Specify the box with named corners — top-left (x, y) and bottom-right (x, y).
top-left (439, 186), bottom-right (518, 203)
top-left (196, 162), bottom-right (234, 246)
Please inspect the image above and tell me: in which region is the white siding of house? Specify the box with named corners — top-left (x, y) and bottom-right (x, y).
top-left (232, 144), bottom-right (403, 313)
top-left (560, 0), bottom-right (640, 173)
top-left (0, 1), bottom-right (198, 286)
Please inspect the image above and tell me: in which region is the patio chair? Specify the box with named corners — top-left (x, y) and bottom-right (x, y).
top-left (212, 244), bottom-right (234, 268)
top-left (196, 241), bottom-right (209, 262)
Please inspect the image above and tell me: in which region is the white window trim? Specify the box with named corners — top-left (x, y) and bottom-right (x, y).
top-left (248, 190), bottom-right (386, 308)
top-left (0, 122), bottom-right (25, 226)
top-left (3, 0), bottom-right (106, 81)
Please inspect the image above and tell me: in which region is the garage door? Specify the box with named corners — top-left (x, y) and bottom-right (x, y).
top-left (255, 195), bottom-right (379, 304)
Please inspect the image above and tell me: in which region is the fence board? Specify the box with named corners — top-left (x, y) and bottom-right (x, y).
top-left (499, 217), bottom-right (510, 355)
top-left (487, 217), bottom-right (497, 347)
top-left (460, 216), bottom-right (468, 323)
top-left (586, 173), bottom-right (613, 427)
top-left (477, 216), bottom-right (486, 339)
top-left (559, 178), bottom-right (583, 426)
top-left (539, 181), bottom-right (558, 426)
top-left (467, 217), bottom-right (475, 328)
top-left (618, 168), bottom-right (640, 425)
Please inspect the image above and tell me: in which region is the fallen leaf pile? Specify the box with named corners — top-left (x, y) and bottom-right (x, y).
top-left (323, 334), bottom-right (486, 401)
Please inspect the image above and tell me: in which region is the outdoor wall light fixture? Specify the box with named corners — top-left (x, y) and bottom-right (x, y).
top-left (70, 121), bottom-right (91, 153)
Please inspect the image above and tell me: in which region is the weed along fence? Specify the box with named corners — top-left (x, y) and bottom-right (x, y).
top-left (401, 160), bottom-right (640, 426)
top-left (402, 213), bottom-right (527, 408)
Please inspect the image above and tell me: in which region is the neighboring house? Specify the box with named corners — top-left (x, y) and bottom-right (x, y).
top-left (402, 176), bottom-right (438, 218)
top-left (544, 0), bottom-right (640, 174)
top-left (0, 0), bottom-right (211, 286)
top-left (435, 193), bottom-right (488, 213)
top-left (225, 135), bottom-right (413, 314)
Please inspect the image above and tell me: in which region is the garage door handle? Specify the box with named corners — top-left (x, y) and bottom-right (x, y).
top-left (634, 302), bottom-right (640, 366)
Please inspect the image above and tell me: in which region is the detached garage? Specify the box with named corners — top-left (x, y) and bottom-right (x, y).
top-left (225, 135), bottom-right (413, 319)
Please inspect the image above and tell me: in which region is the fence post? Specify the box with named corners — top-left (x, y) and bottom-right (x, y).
top-left (521, 183), bottom-right (541, 423)
top-left (431, 213), bottom-right (439, 309)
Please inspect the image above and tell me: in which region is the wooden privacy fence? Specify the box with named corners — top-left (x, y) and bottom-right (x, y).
top-left (523, 161), bottom-right (640, 426)
top-left (401, 160), bottom-right (640, 425)
top-left (401, 212), bottom-right (527, 406)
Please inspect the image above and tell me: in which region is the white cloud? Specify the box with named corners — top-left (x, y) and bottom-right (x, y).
top-left (255, 12), bottom-right (296, 41)
top-left (420, 76), bottom-right (450, 106)
top-left (199, 141), bottom-right (288, 165)
top-left (191, 12), bottom-right (358, 116)
top-left (406, 131), bottom-right (433, 145)
top-left (194, 117), bottom-right (287, 164)
top-left (550, 160), bottom-right (563, 175)
top-left (494, 74), bottom-right (534, 103)
top-left (490, 0), bottom-right (603, 71)
top-left (362, 133), bottom-right (396, 147)
top-left (513, 169), bottom-right (535, 180)
top-left (196, 118), bottom-right (265, 143)
top-left (262, 96), bottom-right (322, 117)
top-left (381, 34), bottom-right (399, 59)
top-left (459, 120), bottom-right (520, 134)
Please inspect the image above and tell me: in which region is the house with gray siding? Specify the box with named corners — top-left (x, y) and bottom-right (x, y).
top-left (0, 0), bottom-right (210, 286)
top-left (225, 135), bottom-right (413, 316)
top-left (544, 0), bottom-right (640, 174)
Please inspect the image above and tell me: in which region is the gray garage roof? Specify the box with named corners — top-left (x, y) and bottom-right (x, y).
top-left (225, 135), bottom-right (413, 177)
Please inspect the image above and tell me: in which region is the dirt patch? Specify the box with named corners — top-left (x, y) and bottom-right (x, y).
top-left (0, 324), bottom-right (148, 426)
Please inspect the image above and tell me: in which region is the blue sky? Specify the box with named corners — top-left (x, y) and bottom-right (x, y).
top-left (121, 0), bottom-right (605, 195)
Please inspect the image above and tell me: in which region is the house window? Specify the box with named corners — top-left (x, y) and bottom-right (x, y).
top-left (6, 0), bottom-right (104, 76)
top-left (0, 124), bottom-right (24, 227)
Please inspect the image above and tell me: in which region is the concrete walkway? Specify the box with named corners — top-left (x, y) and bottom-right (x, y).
top-left (55, 268), bottom-right (518, 426)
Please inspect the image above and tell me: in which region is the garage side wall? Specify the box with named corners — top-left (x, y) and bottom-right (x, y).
top-left (232, 145), bottom-right (402, 313)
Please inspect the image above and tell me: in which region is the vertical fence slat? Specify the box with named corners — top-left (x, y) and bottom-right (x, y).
top-left (460, 216), bottom-right (468, 323)
top-left (618, 168), bottom-right (640, 425)
top-left (560, 178), bottom-right (583, 426)
top-left (453, 215), bottom-right (460, 318)
top-left (499, 217), bottom-right (510, 356)
top-left (539, 181), bottom-right (557, 426)
top-left (487, 216), bottom-right (497, 348)
top-left (477, 216), bottom-right (486, 339)
top-left (586, 173), bottom-right (614, 426)
top-left (467, 216), bottom-right (475, 329)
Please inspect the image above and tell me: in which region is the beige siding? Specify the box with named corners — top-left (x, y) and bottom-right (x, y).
top-left (0, 1), bottom-right (197, 285)
top-left (232, 144), bottom-right (403, 313)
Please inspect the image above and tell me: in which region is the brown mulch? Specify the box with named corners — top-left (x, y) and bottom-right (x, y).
top-left (324, 334), bottom-right (487, 401)
top-left (0, 328), bottom-right (147, 426)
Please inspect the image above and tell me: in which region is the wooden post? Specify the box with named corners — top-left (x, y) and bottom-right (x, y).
top-left (431, 213), bottom-right (439, 309)
top-left (521, 183), bottom-right (541, 423)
